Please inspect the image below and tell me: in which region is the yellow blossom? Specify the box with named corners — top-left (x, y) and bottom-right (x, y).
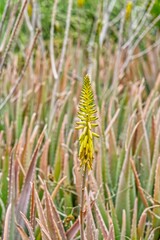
top-left (125, 1), bottom-right (133, 20)
top-left (75, 75), bottom-right (99, 170)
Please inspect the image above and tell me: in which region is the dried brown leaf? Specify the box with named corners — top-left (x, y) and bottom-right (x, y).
top-left (36, 218), bottom-right (52, 240)
top-left (40, 139), bottom-right (51, 178)
top-left (44, 185), bottom-right (65, 240)
top-left (16, 128), bottom-right (45, 225)
top-left (3, 203), bottom-right (11, 240)
top-left (86, 191), bottom-right (97, 240)
top-left (137, 212), bottom-right (147, 239)
top-left (16, 224), bottom-right (30, 240)
top-left (51, 176), bottom-right (67, 200)
top-left (20, 212), bottom-right (35, 240)
top-left (94, 202), bottom-right (109, 239)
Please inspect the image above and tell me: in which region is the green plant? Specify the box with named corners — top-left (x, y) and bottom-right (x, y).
top-left (1, 0), bottom-right (160, 239)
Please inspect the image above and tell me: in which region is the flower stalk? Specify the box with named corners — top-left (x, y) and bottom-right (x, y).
top-left (76, 74), bottom-right (99, 239)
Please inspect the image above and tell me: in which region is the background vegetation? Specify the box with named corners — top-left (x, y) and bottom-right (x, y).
top-left (0, 0), bottom-right (160, 239)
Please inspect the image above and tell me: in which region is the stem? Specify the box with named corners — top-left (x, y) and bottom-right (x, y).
top-left (80, 164), bottom-right (87, 240)
top-left (0, 29), bottom-right (40, 111)
top-left (0, 0), bottom-right (28, 77)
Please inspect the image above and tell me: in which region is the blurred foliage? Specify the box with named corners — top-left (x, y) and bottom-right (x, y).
top-left (0, 0), bottom-right (159, 52)
top-left (151, 0), bottom-right (160, 27)
top-left (38, 0), bottom-right (99, 42)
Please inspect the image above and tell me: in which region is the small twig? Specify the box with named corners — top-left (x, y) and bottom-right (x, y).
top-left (104, 108), bottom-right (120, 136)
top-left (120, 14), bottom-right (160, 79)
top-left (133, 14), bottom-right (160, 51)
top-left (87, 21), bottom-right (96, 76)
top-left (122, 0), bottom-right (156, 49)
top-left (24, 7), bottom-right (33, 34)
top-left (131, 38), bottom-right (160, 60)
top-left (99, 0), bottom-right (116, 46)
top-left (49, 0), bottom-right (73, 131)
top-left (36, 1), bottom-right (45, 56)
top-left (50, 0), bottom-right (59, 80)
top-left (0, 0), bottom-right (11, 38)
top-left (0, 2), bottom-right (19, 52)
top-left (87, 2), bottom-right (101, 76)
top-left (0, 0), bottom-right (28, 77)
top-left (0, 29), bottom-right (40, 111)
top-left (112, 10), bottom-right (125, 94)
top-left (109, 11), bottom-right (122, 27)
top-left (58, 0), bottom-right (73, 76)
top-left (80, 165), bottom-right (87, 240)
top-left (31, 0), bottom-right (37, 31)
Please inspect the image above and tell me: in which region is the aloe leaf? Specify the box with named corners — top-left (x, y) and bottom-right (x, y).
top-left (16, 128), bottom-right (45, 226)
top-left (63, 129), bottom-right (73, 215)
top-left (44, 185), bottom-right (67, 240)
top-left (137, 212), bottom-right (147, 239)
top-left (8, 149), bottom-right (17, 239)
top-left (40, 139), bottom-right (51, 178)
top-left (108, 223), bottom-right (115, 240)
top-left (115, 149), bottom-right (125, 190)
top-left (94, 201), bottom-right (109, 239)
top-left (100, 102), bottom-right (111, 191)
top-left (86, 191), bottom-right (98, 240)
top-left (120, 210), bottom-right (126, 240)
top-left (131, 198), bottom-right (138, 240)
top-left (116, 118), bottom-right (139, 237)
top-left (35, 188), bottom-right (47, 227)
top-left (130, 171), bottom-right (136, 218)
top-left (16, 224), bottom-right (30, 240)
top-left (3, 203), bottom-right (11, 240)
top-left (116, 93), bottom-right (127, 142)
top-left (20, 212), bottom-right (35, 240)
top-left (0, 153), bottom-right (9, 214)
top-left (66, 217), bottom-right (80, 240)
top-left (130, 159), bottom-right (148, 209)
top-left (53, 146), bottom-right (62, 181)
top-left (49, 93), bottom-right (70, 166)
top-left (16, 90), bottom-right (22, 139)
top-left (106, 185), bottom-right (120, 240)
top-left (36, 218), bottom-right (52, 240)
top-left (115, 148), bottom-right (130, 237)
top-left (35, 188), bottom-right (49, 239)
top-left (147, 124), bottom-right (160, 194)
top-left (44, 190), bottom-right (62, 239)
top-left (30, 183), bottom-right (35, 229)
top-left (138, 96), bottom-right (151, 188)
top-left (51, 176), bottom-right (67, 200)
top-left (152, 157), bottom-right (160, 239)
top-left (66, 199), bottom-right (93, 239)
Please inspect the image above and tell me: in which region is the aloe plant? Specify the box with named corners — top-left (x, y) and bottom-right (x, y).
top-left (0, 1), bottom-right (160, 240)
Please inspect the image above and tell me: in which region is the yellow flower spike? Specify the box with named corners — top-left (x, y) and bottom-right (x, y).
top-left (27, 2), bottom-right (32, 17)
top-left (125, 1), bottom-right (133, 20)
top-left (77, 0), bottom-right (85, 8)
top-left (75, 74), bottom-right (99, 170)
